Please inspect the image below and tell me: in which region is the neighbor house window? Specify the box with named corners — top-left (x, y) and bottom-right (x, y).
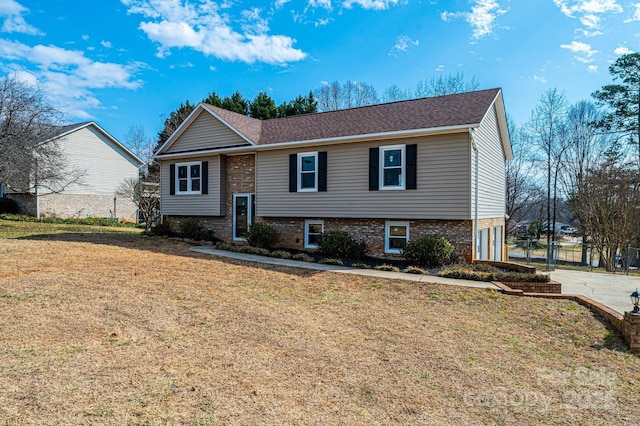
top-left (385, 221), bottom-right (409, 254)
top-left (380, 145), bottom-right (405, 190)
top-left (176, 161), bottom-right (202, 194)
top-left (298, 152), bottom-right (318, 192)
top-left (304, 220), bottom-right (324, 248)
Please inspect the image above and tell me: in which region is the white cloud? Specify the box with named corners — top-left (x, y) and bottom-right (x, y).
top-left (441, 0), bottom-right (508, 41)
top-left (0, 39), bottom-right (142, 119)
top-left (123, 0), bottom-right (306, 64)
top-left (614, 46), bottom-right (633, 54)
top-left (308, 0), bottom-right (332, 10)
top-left (624, 2), bottom-right (640, 22)
top-left (342, 0), bottom-right (399, 10)
top-left (389, 35), bottom-right (419, 56)
top-left (435, 64), bottom-right (445, 71)
top-left (587, 64), bottom-right (598, 72)
top-left (0, 0), bottom-right (41, 35)
top-left (275, 0), bottom-right (293, 8)
top-left (554, 0), bottom-right (622, 33)
top-left (531, 75), bottom-right (548, 84)
top-left (560, 40), bottom-right (598, 62)
top-left (101, 40), bottom-right (112, 48)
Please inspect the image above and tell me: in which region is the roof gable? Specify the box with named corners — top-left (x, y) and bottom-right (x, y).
top-left (49, 122), bottom-right (143, 166)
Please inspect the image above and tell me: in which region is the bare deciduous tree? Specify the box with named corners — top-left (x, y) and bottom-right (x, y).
top-left (314, 80), bottom-right (379, 111)
top-left (414, 72), bottom-right (480, 97)
top-left (115, 177), bottom-right (159, 230)
top-left (0, 74), bottom-right (84, 194)
top-left (569, 147), bottom-right (640, 271)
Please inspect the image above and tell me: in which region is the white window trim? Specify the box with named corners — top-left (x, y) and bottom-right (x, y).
top-left (385, 221), bottom-right (409, 254)
top-left (175, 161), bottom-right (202, 195)
top-left (379, 144), bottom-right (406, 190)
top-left (298, 151), bottom-right (318, 192)
top-left (304, 219), bottom-right (324, 249)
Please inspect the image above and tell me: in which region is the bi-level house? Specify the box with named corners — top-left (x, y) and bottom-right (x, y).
top-left (154, 88), bottom-right (512, 261)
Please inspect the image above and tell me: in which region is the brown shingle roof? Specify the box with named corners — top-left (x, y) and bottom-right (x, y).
top-left (203, 88), bottom-right (500, 145)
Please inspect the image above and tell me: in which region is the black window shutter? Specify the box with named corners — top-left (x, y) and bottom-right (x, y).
top-left (406, 144), bottom-right (417, 190)
top-left (201, 161), bottom-right (208, 194)
top-left (289, 153), bottom-right (297, 192)
top-left (169, 163), bottom-right (176, 195)
top-left (369, 147), bottom-right (379, 191)
top-left (318, 151), bottom-right (327, 192)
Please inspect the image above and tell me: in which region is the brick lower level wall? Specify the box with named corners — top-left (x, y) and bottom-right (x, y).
top-left (7, 193), bottom-right (138, 222)
top-left (168, 215), bottom-right (476, 260)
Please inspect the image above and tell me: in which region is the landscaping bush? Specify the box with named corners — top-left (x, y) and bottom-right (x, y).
top-left (351, 262), bottom-right (372, 269)
top-left (319, 258), bottom-right (344, 266)
top-left (0, 198), bottom-right (19, 214)
top-left (375, 264), bottom-right (400, 272)
top-left (437, 264), bottom-right (550, 283)
top-left (292, 253), bottom-right (314, 262)
top-left (318, 230), bottom-right (366, 260)
top-left (270, 250), bottom-right (292, 259)
top-left (403, 234), bottom-right (454, 267)
top-left (404, 266), bottom-right (428, 275)
top-left (151, 221), bottom-right (172, 236)
top-left (179, 218), bottom-right (208, 240)
top-left (245, 222), bottom-right (280, 250)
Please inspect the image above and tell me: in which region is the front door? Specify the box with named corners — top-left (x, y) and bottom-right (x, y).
top-left (233, 194), bottom-right (253, 240)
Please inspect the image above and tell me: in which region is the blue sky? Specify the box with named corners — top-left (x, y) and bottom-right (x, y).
top-left (0, 0), bottom-right (639, 145)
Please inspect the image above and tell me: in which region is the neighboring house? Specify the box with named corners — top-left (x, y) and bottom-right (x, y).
top-left (4, 122), bottom-right (143, 221)
top-left (154, 88), bottom-right (512, 261)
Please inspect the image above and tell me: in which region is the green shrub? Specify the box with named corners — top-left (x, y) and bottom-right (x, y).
top-left (179, 218), bottom-right (205, 240)
top-left (404, 266), bottom-right (428, 275)
top-left (242, 246), bottom-right (270, 256)
top-left (350, 262), bottom-right (372, 269)
top-left (436, 264), bottom-right (550, 283)
top-left (215, 241), bottom-right (234, 251)
top-left (0, 198), bottom-right (19, 214)
top-left (270, 250), bottom-right (292, 259)
top-left (319, 258), bottom-right (344, 266)
top-left (318, 230), bottom-right (367, 260)
top-left (403, 234), bottom-right (454, 267)
top-left (292, 253), bottom-right (314, 262)
top-left (245, 222), bottom-right (280, 250)
top-left (375, 264), bottom-right (400, 272)
top-left (151, 221), bottom-right (172, 236)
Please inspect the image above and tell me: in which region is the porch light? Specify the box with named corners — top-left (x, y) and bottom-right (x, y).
top-left (631, 289), bottom-right (640, 314)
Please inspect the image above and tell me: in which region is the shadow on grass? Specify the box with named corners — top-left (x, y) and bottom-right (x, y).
top-left (17, 232), bottom-right (322, 279)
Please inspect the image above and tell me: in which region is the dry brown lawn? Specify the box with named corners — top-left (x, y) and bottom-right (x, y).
top-left (1, 226), bottom-right (640, 425)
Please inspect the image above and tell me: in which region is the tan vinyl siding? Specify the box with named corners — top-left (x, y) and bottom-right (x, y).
top-left (256, 134), bottom-right (471, 220)
top-left (475, 106), bottom-right (506, 218)
top-left (165, 111), bottom-right (250, 153)
top-left (160, 156), bottom-right (223, 216)
top-left (59, 126), bottom-right (140, 195)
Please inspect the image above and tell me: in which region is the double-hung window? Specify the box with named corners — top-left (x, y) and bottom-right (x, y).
top-left (385, 221), bottom-right (409, 254)
top-left (380, 145), bottom-right (405, 190)
top-left (298, 152), bottom-right (318, 192)
top-left (176, 161), bottom-right (202, 194)
top-left (304, 220), bottom-right (324, 248)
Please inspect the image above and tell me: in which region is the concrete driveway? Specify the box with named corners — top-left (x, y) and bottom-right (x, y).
top-left (551, 269), bottom-right (640, 314)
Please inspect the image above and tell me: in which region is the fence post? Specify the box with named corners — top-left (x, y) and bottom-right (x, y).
top-left (526, 239), bottom-right (531, 265)
top-left (628, 245), bottom-right (632, 275)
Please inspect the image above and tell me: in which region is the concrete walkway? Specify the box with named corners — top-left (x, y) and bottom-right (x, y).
top-left (551, 269), bottom-right (640, 314)
top-left (190, 247), bottom-right (499, 290)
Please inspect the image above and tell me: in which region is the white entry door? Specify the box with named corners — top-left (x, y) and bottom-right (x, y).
top-left (477, 228), bottom-right (489, 260)
top-left (493, 226), bottom-right (503, 261)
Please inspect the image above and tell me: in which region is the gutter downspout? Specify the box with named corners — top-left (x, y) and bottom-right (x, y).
top-left (470, 128), bottom-right (479, 261)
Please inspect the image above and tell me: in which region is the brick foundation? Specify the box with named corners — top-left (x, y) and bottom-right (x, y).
top-left (7, 192), bottom-right (138, 222)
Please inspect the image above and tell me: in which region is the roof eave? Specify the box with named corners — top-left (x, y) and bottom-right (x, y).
top-left (154, 124), bottom-right (477, 160)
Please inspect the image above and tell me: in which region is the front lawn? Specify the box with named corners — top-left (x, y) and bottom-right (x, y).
top-left (0, 223), bottom-right (638, 424)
